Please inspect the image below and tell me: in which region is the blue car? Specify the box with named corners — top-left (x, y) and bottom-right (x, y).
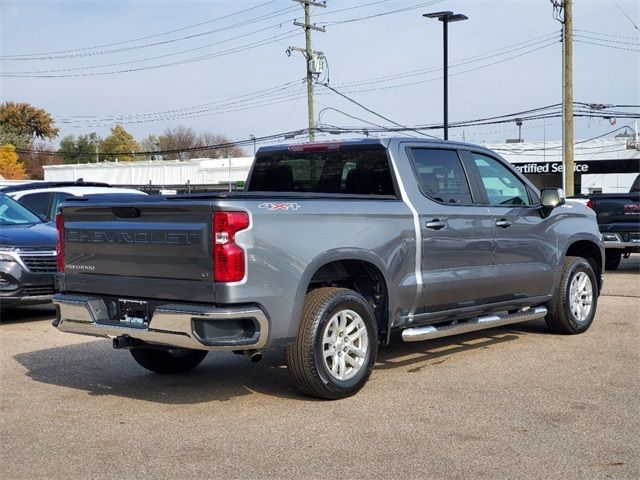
top-left (0, 193), bottom-right (57, 307)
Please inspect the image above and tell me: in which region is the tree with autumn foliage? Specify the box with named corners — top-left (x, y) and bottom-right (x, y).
top-left (100, 125), bottom-right (139, 161)
top-left (0, 144), bottom-right (27, 179)
top-left (22, 142), bottom-right (63, 179)
top-left (151, 126), bottom-right (244, 160)
top-left (0, 102), bottom-right (59, 179)
top-left (0, 102), bottom-right (59, 148)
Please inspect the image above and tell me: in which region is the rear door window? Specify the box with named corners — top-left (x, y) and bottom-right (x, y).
top-left (248, 147), bottom-right (396, 196)
top-left (17, 192), bottom-right (52, 219)
top-left (408, 148), bottom-right (473, 205)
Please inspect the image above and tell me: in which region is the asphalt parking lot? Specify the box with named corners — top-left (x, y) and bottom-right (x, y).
top-left (1, 258), bottom-right (638, 480)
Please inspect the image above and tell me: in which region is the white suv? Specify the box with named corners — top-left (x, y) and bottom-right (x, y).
top-left (1, 181), bottom-right (146, 222)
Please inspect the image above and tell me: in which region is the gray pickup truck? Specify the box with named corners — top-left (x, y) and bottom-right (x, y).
top-left (53, 138), bottom-right (604, 399)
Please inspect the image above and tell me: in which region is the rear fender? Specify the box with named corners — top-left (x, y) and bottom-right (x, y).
top-left (288, 249), bottom-right (391, 340)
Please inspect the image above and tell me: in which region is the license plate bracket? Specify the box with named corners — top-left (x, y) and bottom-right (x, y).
top-left (118, 299), bottom-right (149, 327)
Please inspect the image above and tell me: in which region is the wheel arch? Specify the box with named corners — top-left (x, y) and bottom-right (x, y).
top-left (292, 250), bottom-right (391, 345)
top-left (564, 238), bottom-right (604, 292)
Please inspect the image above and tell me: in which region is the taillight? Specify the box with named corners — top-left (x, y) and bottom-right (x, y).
top-left (288, 141), bottom-right (341, 153)
top-left (586, 199), bottom-right (594, 209)
top-left (213, 211), bottom-right (250, 282)
top-left (55, 213), bottom-right (64, 272)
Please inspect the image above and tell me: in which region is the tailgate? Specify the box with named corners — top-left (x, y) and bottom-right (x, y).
top-left (60, 200), bottom-right (215, 301)
top-left (593, 194), bottom-right (640, 229)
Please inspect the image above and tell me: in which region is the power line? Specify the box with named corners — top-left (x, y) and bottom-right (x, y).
top-left (574, 33), bottom-right (639, 46)
top-left (314, 107), bottom-right (639, 135)
top-left (334, 32), bottom-right (560, 89)
top-left (57, 79), bottom-right (306, 123)
top-left (1, 31), bottom-right (300, 78)
top-left (62, 94), bottom-right (309, 128)
top-left (314, 0), bottom-right (394, 18)
top-left (320, 83), bottom-right (439, 139)
top-left (316, 105), bottom-right (415, 138)
top-left (318, 0), bottom-right (444, 26)
top-left (491, 124), bottom-right (636, 152)
top-left (16, 106), bottom-right (639, 157)
top-left (574, 29), bottom-right (639, 40)
top-left (0, 1), bottom-right (284, 59)
top-left (610, 0), bottom-right (639, 31)
top-left (3, 8), bottom-right (300, 63)
top-left (51, 34), bottom-right (563, 126)
top-left (16, 129), bottom-right (309, 158)
top-left (330, 40), bottom-right (558, 96)
top-left (4, 26), bottom-right (299, 75)
top-left (53, 31), bottom-right (561, 125)
top-left (574, 39), bottom-right (640, 52)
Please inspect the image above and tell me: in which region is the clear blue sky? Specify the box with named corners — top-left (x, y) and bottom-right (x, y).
top-left (1, 0), bottom-right (638, 148)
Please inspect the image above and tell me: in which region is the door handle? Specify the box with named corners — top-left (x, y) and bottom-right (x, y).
top-left (495, 219), bottom-right (512, 228)
top-left (426, 219), bottom-right (446, 230)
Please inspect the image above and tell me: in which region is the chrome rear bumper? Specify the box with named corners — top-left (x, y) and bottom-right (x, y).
top-left (602, 233), bottom-right (640, 249)
top-left (53, 294), bottom-right (269, 351)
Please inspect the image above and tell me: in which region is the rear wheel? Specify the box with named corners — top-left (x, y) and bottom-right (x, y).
top-left (605, 250), bottom-right (621, 270)
top-left (129, 347), bottom-right (208, 374)
top-left (286, 287), bottom-right (378, 400)
top-left (545, 256), bottom-right (598, 334)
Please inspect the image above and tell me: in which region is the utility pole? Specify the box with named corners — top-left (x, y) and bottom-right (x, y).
top-left (563, 0), bottom-right (574, 196)
top-left (290, 0), bottom-right (326, 141)
top-left (553, 0), bottom-right (575, 195)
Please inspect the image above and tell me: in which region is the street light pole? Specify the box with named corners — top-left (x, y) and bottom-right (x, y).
top-left (423, 11), bottom-right (468, 141)
top-left (516, 118), bottom-right (523, 142)
top-left (443, 18), bottom-right (448, 140)
top-left (249, 134), bottom-right (256, 156)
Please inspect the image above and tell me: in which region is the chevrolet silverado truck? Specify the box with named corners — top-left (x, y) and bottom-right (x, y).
top-left (585, 174), bottom-right (640, 270)
top-left (53, 138), bottom-right (603, 399)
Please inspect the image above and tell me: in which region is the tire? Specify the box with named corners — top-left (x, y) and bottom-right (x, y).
top-left (605, 250), bottom-right (621, 271)
top-left (545, 256), bottom-right (598, 334)
top-left (129, 347), bottom-right (208, 374)
top-left (286, 287), bottom-right (378, 400)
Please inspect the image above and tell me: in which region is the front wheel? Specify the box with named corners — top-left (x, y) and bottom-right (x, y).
top-left (286, 287), bottom-right (378, 400)
top-left (130, 347), bottom-right (208, 374)
top-left (545, 256), bottom-right (598, 334)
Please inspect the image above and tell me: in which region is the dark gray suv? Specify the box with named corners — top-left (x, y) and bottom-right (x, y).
top-left (0, 194), bottom-right (57, 307)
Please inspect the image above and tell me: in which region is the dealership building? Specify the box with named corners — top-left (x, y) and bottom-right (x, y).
top-left (43, 137), bottom-right (639, 194)
top-left (485, 137), bottom-right (639, 193)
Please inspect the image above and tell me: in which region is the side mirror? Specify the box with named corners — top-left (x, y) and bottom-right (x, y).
top-left (540, 188), bottom-right (566, 209)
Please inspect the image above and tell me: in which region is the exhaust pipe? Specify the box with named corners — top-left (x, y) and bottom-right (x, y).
top-left (243, 349), bottom-right (262, 363)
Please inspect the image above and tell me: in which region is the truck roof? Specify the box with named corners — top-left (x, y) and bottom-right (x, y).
top-left (256, 137), bottom-right (489, 154)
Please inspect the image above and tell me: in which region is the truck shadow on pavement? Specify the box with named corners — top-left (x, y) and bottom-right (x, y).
top-left (12, 321), bottom-right (548, 403)
top-left (0, 305), bottom-right (56, 323)
top-left (13, 340), bottom-right (302, 403)
top-left (375, 321), bottom-right (549, 372)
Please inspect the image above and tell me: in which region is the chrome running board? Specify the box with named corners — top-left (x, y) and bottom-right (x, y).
top-left (401, 306), bottom-right (547, 342)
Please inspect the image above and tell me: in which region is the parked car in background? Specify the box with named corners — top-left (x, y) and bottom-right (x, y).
top-left (0, 194), bottom-right (57, 307)
top-left (1, 180), bottom-right (146, 222)
top-left (584, 173), bottom-right (640, 270)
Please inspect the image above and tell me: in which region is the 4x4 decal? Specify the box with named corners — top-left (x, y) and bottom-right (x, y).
top-left (258, 202), bottom-right (301, 211)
